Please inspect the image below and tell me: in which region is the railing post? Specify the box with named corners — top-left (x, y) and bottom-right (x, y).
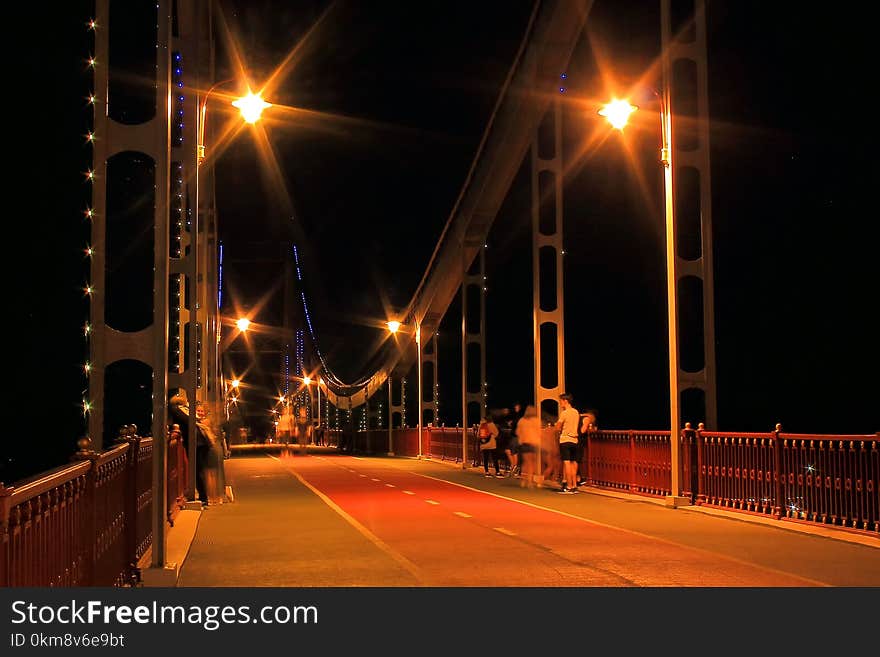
top-left (124, 426), bottom-right (140, 586)
top-left (695, 422), bottom-right (706, 505)
top-left (72, 436), bottom-right (99, 586)
top-left (682, 423), bottom-right (695, 502)
top-left (629, 430), bottom-right (636, 492)
top-left (586, 429), bottom-right (593, 485)
top-left (773, 423), bottom-right (783, 519)
top-left (0, 482), bottom-right (11, 588)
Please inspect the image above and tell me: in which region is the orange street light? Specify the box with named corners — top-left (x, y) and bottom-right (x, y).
top-left (232, 91), bottom-right (272, 124)
top-left (236, 317), bottom-right (251, 332)
top-left (598, 98), bottom-right (638, 131)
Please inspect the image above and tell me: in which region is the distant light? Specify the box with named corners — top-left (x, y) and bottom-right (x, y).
top-left (232, 92), bottom-right (271, 124)
top-left (303, 376), bottom-right (312, 385)
top-left (599, 98), bottom-right (638, 131)
top-left (231, 379), bottom-right (240, 389)
top-left (236, 317), bottom-right (251, 332)
top-left (386, 320), bottom-right (401, 334)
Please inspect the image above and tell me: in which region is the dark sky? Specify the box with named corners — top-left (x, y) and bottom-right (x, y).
top-left (9, 0), bottom-right (878, 483)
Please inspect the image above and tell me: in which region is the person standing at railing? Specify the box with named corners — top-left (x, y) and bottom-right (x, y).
top-left (168, 390), bottom-right (216, 508)
top-left (478, 416), bottom-right (502, 477)
top-left (576, 409), bottom-right (596, 487)
top-left (555, 393), bottom-right (580, 494)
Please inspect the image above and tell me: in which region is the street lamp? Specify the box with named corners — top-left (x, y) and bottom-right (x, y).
top-left (185, 80), bottom-right (271, 510)
top-left (232, 91), bottom-right (272, 124)
top-left (600, 89), bottom-right (686, 505)
top-left (236, 317), bottom-right (251, 333)
top-left (387, 319), bottom-right (422, 459)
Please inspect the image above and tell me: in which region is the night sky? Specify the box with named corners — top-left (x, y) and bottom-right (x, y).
top-left (9, 0), bottom-right (877, 484)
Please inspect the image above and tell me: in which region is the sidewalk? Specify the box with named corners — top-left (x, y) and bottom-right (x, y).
top-left (429, 456), bottom-right (878, 550)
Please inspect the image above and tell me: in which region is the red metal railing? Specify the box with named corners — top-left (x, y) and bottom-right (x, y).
top-left (694, 426), bottom-right (878, 533)
top-left (0, 428), bottom-right (188, 587)
top-left (581, 429), bottom-right (674, 497)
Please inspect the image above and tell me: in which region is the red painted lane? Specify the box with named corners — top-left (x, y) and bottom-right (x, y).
top-left (276, 454), bottom-right (823, 587)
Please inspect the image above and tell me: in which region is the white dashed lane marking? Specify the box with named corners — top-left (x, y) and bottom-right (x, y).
top-left (402, 490), bottom-right (415, 495)
top-left (385, 483), bottom-right (396, 488)
top-left (371, 478), bottom-right (381, 482)
top-left (493, 528), bottom-right (516, 536)
top-left (454, 512), bottom-right (472, 518)
top-left (425, 500), bottom-right (439, 505)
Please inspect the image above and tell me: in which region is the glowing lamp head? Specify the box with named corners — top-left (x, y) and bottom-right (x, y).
top-left (231, 379), bottom-right (240, 389)
top-left (599, 99), bottom-right (638, 130)
top-left (386, 320), bottom-right (401, 334)
top-left (232, 92), bottom-right (271, 124)
top-left (302, 376), bottom-right (312, 386)
top-left (236, 317), bottom-right (251, 332)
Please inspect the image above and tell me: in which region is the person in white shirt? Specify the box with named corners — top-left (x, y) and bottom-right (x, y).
top-left (554, 393), bottom-right (580, 493)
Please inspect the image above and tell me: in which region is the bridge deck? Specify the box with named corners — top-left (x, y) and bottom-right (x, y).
top-left (176, 449), bottom-right (879, 587)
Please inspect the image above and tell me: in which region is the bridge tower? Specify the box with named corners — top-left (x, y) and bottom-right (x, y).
top-left (531, 94), bottom-right (566, 422)
top-left (461, 245), bottom-right (488, 428)
top-left (661, 0), bottom-right (717, 430)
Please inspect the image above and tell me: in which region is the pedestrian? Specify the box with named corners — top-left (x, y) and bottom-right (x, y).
top-left (504, 402), bottom-right (524, 476)
top-left (277, 402), bottom-right (295, 456)
top-left (540, 416), bottom-right (561, 487)
top-left (515, 404), bottom-right (541, 488)
top-left (314, 421), bottom-right (325, 446)
top-left (576, 409), bottom-right (597, 486)
top-left (294, 407), bottom-right (313, 454)
top-left (555, 393), bottom-right (580, 493)
top-left (168, 389), bottom-right (216, 507)
top-left (477, 416), bottom-right (502, 477)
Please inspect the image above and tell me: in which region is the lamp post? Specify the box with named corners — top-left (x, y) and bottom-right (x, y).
top-left (600, 89), bottom-right (686, 505)
top-left (386, 373), bottom-right (394, 455)
top-left (317, 377), bottom-right (322, 432)
top-left (416, 320), bottom-right (422, 459)
top-left (189, 84), bottom-right (270, 507)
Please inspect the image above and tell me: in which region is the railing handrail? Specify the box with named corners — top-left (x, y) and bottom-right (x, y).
top-left (6, 461), bottom-right (92, 505)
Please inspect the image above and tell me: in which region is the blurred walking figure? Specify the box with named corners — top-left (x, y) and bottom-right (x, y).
top-left (278, 402), bottom-right (295, 456)
top-left (540, 418), bottom-right (561, 487)
top-left (515, 405), bottom-right (541, 487)
top-left (555, 393), bottom-right (580, 493)
top-left (294, 407), bottom-right (313, 454)
top-left (477, 416), bottom-right (501, 477)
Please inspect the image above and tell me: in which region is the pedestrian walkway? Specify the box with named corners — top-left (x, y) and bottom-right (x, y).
top-left (173, 449), bottom-right (879, 587)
